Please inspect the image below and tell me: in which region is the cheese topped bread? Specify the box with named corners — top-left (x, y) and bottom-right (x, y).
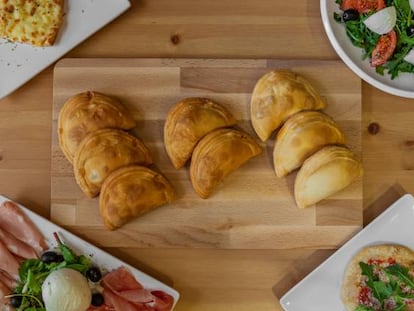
top-left (0, 0), bottom-right (64, 46)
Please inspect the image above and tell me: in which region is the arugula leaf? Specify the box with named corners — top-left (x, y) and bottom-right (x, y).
top-left (387, 264), bottom-right (414, 288)
top-left (373, 281), bottom-right (393, 300)
top-left (359, 262), bottom-right (383, 301)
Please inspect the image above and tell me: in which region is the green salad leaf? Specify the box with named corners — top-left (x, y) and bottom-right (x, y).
top-left (9, 238), bottom-right (92, 311)
top-left (335, 0), bottom-right (414, 79)
top-left (357, 260), bottom-right (414, 310)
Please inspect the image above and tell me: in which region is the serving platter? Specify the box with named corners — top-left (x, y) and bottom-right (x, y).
top-left (0, 0), bottom-right (130, 99)
top-left (320, 0), bottom-right (414, 98)
top-left (51, 58), bottom-right (362, 250)
top-left (280, 194), bottom-right (414, 311)
top-left (0, 194), bottom-right (180, 308)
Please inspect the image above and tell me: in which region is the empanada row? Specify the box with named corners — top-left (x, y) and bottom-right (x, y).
top-left (58, 91), bottom-right (176, 230)
top-left (251, 70), bottom-right (362, 208)
top-left (164, 97), bottom-right (262, 199)
top-left (164, 97), bottom-right (237, 169)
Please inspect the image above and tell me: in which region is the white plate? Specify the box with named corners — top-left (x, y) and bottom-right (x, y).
top-left (0, 195), bottom-right (179, 309)
top-left (280, 194), bottom-right (414, 311)
top-left (0, 0), bottom-right (131, 99)
top-left (320, 1), bottom-right (414, 98)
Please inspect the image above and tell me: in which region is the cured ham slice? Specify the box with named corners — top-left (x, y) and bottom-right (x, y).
top-left (0, 200), bottom-right (47, 254)
top-left (102, 267), bottom-right (174, 311)
top-left (117, 289), bottom-right (154, 304)
top-left (0, 227), bottom-right (38, 259)
top-left (102, 267), bottom-right (144, 292)
top-left (152, 291), bottom-right (174, 311)
top-left (0, 278), bottom-right (11, 304)
top-left (0, 270), bottom-right (16, 290)
top-left (0, 240), bottom-right (19, 280)
top-left (104, 288), bottom-right (142, 311)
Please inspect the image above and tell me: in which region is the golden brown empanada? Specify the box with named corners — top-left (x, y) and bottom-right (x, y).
top-left (294, 146), bottom-right (363, 209)
top-left (73, 129), bottom-right (153, 198)
top-left (58, 91), bottom-right (136, 163)
top-left (250, 70), bottom-right (326, 142)
top-left (99, 165), bottom-right (176, 230)
top-left (164, 97), bottom-right (237, 169)
top-left (190, 128), bottom-right (262, 199)
top-left (273, 111), bottom-right (345, 177)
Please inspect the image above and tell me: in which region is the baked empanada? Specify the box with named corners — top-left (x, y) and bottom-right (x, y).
top-left (99, 165), bottom-right (176, 230)
top-left (73, 129), bottom-right (153, 198)
top-left (294, 146), bottom-right (363, 209)
top-left (164, 97), bottom-right (237, 169)
top-left (273, 111), bottom-right (345, 177)
top-left (58, 91), bottom-right (136, 163)
top-left (190, 128), bottom-right (262, 199)
top-left (250, 70), bottom-right (326, 141)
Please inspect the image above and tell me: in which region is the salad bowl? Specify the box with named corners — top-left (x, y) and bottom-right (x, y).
top-left (320, 0), bottom-right (414, 98)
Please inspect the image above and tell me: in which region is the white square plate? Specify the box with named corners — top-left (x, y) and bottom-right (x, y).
top-left (0, 194), bottom-right (180, 309)
top-left (280, 194), bottom-right (414, 311)
top-left (0, 0), bottom-right (131, 99)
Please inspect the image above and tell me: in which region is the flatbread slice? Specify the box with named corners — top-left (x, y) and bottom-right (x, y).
top-left (0, 0), bottom-right (64, 46)
top-left (342, 244), bottom-right (414, 311)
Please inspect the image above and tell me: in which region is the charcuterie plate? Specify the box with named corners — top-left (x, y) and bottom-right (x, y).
top-left (0, 194), bottom-right (180, 309)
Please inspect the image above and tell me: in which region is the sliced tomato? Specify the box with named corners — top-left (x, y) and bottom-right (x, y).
top-left (341, 0), bottom-right (358, 11)
top-left (357, 0), bottom-right (385, 13)
top-left (371, 30), bottom-right (397, 67)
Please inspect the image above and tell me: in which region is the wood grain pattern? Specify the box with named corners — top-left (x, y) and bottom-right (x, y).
top-left (51, 58), bottom-right (362, 249)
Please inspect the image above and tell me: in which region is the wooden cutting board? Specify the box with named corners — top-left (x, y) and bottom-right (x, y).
top-left (51, 58), bottom-right (362, 249)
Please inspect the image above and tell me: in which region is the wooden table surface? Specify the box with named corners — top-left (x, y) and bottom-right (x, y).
top-left (0, 1), bottom-right (411, 310)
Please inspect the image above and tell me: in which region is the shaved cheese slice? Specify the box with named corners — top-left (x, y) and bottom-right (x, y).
top-left (404, 48), bottom-right (414, 65)
top-left (410, 0), bottom-right (414, 12)
top-left (363, 6), bottom-right (396, 35)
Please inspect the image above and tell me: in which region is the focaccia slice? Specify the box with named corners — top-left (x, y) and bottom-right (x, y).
top-left (273, 111), bottom-right (345, 177)
top-left (58, 91), bottom-right (136, 164)
top-left (250, 70), bottom-right (326, 142)
top-left (342, 244), bottom-right (414, 311)
top-left (294, 145), bottom-right (362, 208)
top-left (99, 165), bottom-right (176, 230)
top-left (0, 0), bottom-right (64, 46)
top-left (190, 128), bottom-right (262, 199)
top-left (164, 97), bottom-right (237, 169)
top-left (73, 129), bottom-right (153, 198)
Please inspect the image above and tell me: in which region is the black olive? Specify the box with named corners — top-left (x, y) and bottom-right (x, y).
top-left (407, 25), bottom-right (414, 37)
top-left (41, 251), bottom-right (60, 264)
top-left (86, 267), bottom-right (102, 282)
top-left (91, 292), bottom-right (104, 306)
top-left (56, 254), bottom-right (64, 262)
top-left (342, 9), bottom-right (359, 22)
top-left (10, 296), bottom-right (22, 308)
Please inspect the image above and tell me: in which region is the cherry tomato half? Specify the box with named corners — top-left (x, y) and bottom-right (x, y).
top-left (340, 0), bottom-right (385, 13)
top-left (341, 0), bottom-right (358, 11)
top-left (357, 0), bottom-right (385, 13)
top-left (371, 30), bottom-right (397, 67)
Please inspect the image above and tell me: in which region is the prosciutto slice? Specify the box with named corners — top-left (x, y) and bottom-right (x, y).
top-left (102, 267), bottom-right (144, 292)
top-left (101, 267), bottom-right (174, 311)
top-left (0, 239), bottom-right (20, 280)
top-left (0, 200), bottom-right (47, 254)
top-left (0, 278), bottom-right (11, 304)
top-left (0, 270), bottom-right (17, 289)
top-left (0, 227), bottom-right (38, 259)
top-left (151, 291), bottom-right (174, 311)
